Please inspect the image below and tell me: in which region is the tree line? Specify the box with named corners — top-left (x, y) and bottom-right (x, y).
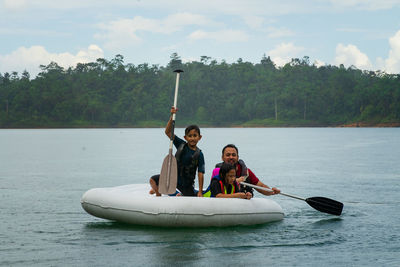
top-left (0, 53), bottom-right (399, 128)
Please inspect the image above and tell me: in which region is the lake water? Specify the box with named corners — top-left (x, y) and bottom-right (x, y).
top-left (1, 128), bottom-right (399, 266)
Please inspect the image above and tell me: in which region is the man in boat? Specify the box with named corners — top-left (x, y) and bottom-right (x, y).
top-left (214, 144), bottom-right (280, 196)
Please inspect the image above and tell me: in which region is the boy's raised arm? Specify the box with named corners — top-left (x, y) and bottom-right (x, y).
top-left (165, 107), bottom-right (177, 139)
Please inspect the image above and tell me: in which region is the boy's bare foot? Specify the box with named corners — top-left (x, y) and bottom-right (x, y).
top-left (149, 188), bottom-right (162, 196)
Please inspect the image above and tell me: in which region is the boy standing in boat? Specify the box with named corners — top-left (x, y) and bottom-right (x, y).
top-left (149, 107), bottom-right (205, 197)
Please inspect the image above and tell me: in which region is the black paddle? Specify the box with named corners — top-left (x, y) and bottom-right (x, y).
top-left (240, 182), bottom-right (343, 216)
top-left (158, 70), bottom-right (183, 195)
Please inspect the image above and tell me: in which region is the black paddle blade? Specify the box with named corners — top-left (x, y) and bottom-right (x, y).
top-left (305, 197), bottom-right (344, 216)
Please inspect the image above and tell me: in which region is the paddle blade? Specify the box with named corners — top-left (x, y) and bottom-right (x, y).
top-left (305, 197), bottom-right (344, 216)
top-left (158, 154), bottom-right (178, 195)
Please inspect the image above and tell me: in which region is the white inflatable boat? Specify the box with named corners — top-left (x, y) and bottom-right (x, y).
top-left (81, 184), bottom-right (284, 227)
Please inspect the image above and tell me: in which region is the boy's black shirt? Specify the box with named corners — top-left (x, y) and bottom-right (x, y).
top-left (173, 135), bottom-right (205, 194)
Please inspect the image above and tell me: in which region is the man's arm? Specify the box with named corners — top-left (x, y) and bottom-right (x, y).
top-left (247, 168), bottom-right (280, 196)
top-left (216, 192), bottom-right (252, 199)
top-left (255, 180), bottom-right (280, 196)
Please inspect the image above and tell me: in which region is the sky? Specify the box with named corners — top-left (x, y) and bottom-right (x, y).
top-left (1, 0), bottom-right (400, 77)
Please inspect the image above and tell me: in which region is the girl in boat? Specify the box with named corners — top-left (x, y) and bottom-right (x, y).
top-left (203, 162), bottom-right (252, 199)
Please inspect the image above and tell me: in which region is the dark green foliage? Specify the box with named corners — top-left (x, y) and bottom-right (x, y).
top-left (0, 54), bottom-right (399, 128)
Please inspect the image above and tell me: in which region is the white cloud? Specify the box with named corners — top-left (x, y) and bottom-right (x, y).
top-left (0, 45), bottom-right (104, 77)
top-left (266, 26), bottom-right (294, 38)
top-left (161, 44), bottom-right (179, 52)
top-left (268, 42), bottom-right (305, 66)
top-left (243, 15), bottom-right (264, 29)
top-left (4, 0), bottom-right (398, 16)
top-left (377, 30), bottom-right (400, 74)
top-left (0, 0), bottom-right (315, 15)
top-left (313, 59), bottom-right (325, 67)
top-left (188, 29), bottom-right (249, 43)
top-left (1, 0), bottom-right (132, 10)
top-left (240, 16), bottom-right (294, 38)
top-left (95, 18), bottom-right (147, 48)
top-left (2, 0), bottom-right (27, 10)
top-left (164, 13), bottom-right (211, 31)
top-left (335, 43), bottom-right (372, 69)
top-left (95, 13), bottom-right (211, 49)
top-left (336, 27), bottom-right (367, 33)
top-left (329, 0), bottom-right (400, 10)
top-left (182, 57), bottom-right (197, 64)
top-left (168, 0), bottom-right (314, 16)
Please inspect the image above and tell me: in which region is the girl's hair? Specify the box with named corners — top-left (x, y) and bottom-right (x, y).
top-left (219, 162), bottom-right (236, 183)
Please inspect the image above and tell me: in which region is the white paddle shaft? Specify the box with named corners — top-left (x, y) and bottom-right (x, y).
top-left (169, 71), bottom-right (181, 149)
top-left (172, 72), bottom-right (180, 121)
top-left (240, 182), bottom-right (305, 201)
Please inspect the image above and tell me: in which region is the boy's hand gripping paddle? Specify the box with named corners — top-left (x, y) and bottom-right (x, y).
top-left (159, 70), bottom-right (183, 195)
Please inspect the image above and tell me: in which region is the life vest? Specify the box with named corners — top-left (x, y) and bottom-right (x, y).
top-left (215, 159), bottom-right (248, 176)
top-left (215, 160), bottom-right (253, 195)
top-left (175, 143), bottom-right (201, 187)
top-left (203, 175), bottom-right (236, 197)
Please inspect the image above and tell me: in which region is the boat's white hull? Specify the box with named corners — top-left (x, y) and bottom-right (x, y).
top-left (81, 184), bottom-right (284, 227)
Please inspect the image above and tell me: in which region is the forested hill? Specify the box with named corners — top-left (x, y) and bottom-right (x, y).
top-left (1, 54), bottom-right (399, 128)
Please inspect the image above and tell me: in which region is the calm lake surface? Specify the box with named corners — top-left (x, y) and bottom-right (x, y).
top-left (1, 128), bottom-right (399, 266)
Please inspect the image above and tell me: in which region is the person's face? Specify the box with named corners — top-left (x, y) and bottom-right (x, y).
top-left (222, 147), bottom-right (238, 165)
top-left (225, 169), bottom-right (236, 185)
top-left (184, 129), bottom-right (202, 149)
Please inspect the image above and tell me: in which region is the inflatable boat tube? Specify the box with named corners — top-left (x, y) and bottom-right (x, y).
top-left (81, 184), bottom-right (284, 227)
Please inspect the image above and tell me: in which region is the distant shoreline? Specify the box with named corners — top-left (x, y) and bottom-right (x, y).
top-left (336, 122), bottom-right (400, 127)
top-left (1, 122), bottom-right (399, 129)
